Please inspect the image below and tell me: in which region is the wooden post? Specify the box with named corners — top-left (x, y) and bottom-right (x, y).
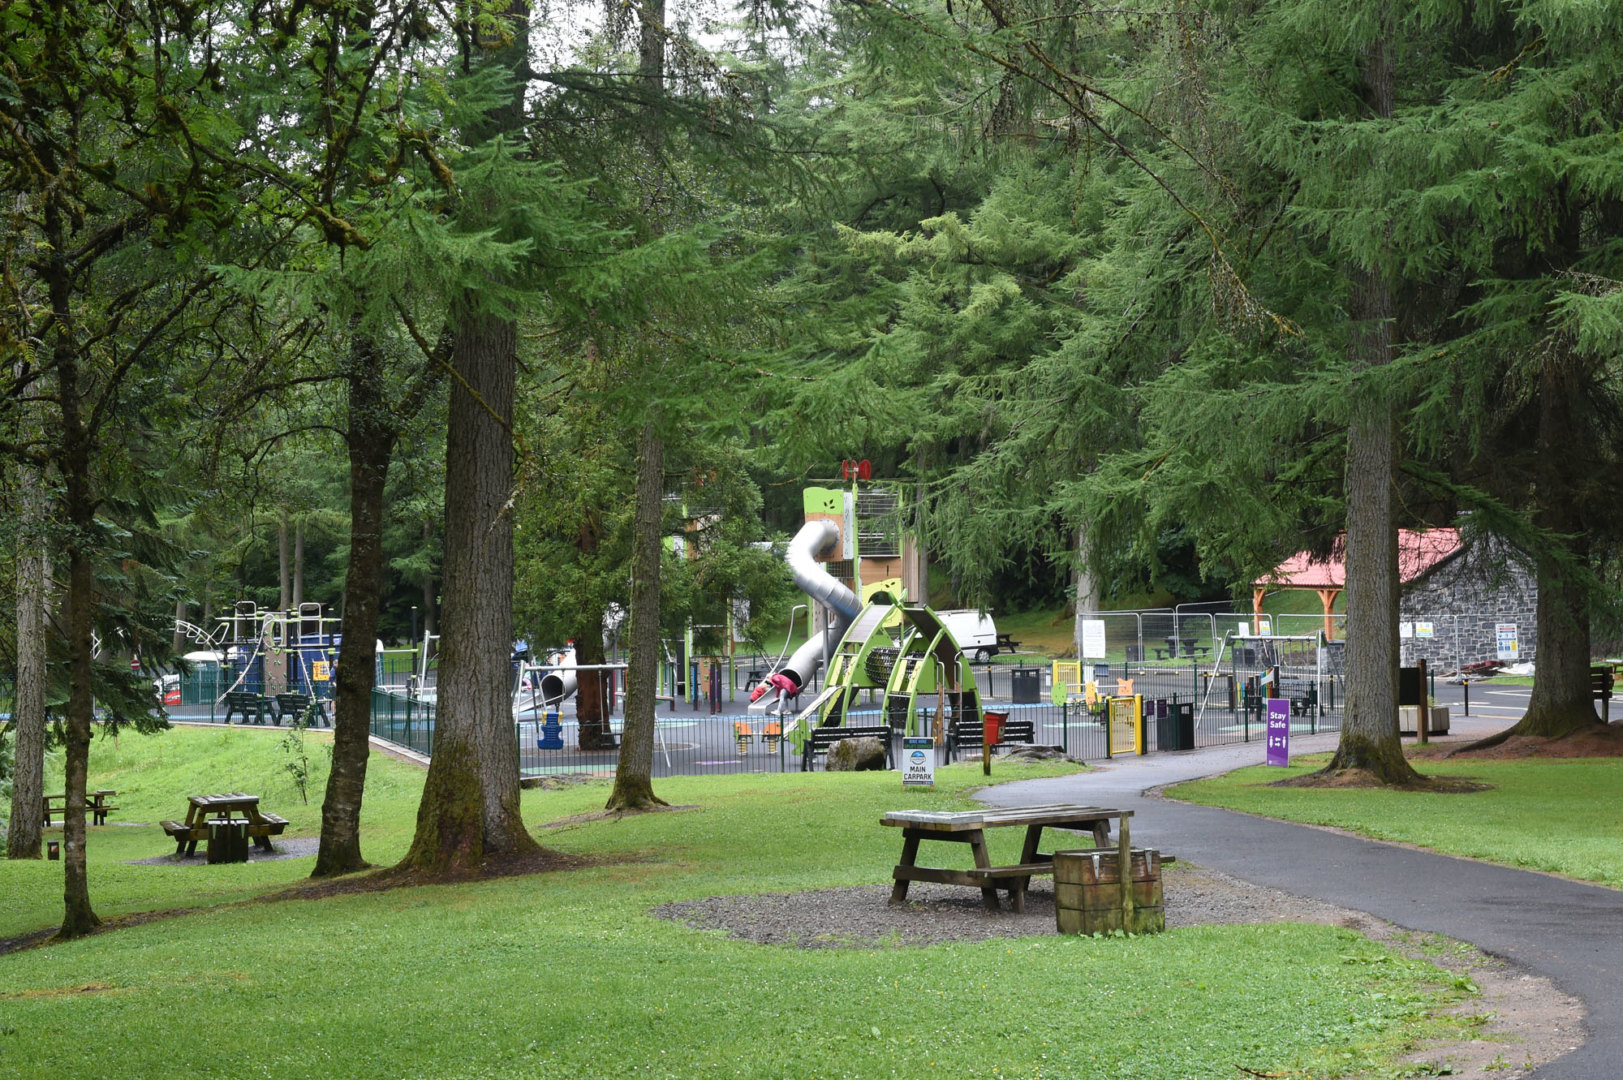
top-left (1416, 657), bottom-right (1429, 744)
top-left (1117, 814), bottom-right (1133, 928)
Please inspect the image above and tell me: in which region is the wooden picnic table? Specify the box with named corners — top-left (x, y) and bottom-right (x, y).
top-left (159, 792), bottom-right (288, 860)
top-left (42, 790), bottom-right (118, 826)
top-left (882, 803), bottom-right (1133, 913)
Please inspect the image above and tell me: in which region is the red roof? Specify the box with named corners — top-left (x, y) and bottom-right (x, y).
top-left (1260, 529), bottom-right (1462, 590)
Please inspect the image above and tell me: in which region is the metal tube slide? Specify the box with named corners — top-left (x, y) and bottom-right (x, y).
top-left (750, 520), bottom-right (859, 707)
top-left (787, 519), bottom-right (860, 624)
top-left (539, 647), bottom-right (578, 705)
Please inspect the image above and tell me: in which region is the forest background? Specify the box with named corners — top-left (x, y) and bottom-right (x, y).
top-left (3, 0), bottom-right (1623, 933)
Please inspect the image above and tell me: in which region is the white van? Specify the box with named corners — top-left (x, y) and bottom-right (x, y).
top-left (937, 610), bottom-right (1005, 662)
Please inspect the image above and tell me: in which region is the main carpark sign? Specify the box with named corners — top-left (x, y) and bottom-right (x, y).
top-left (902, 737), bottom-right (935, 787)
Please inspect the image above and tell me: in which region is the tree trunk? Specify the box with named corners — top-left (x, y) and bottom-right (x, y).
top-left (315, 333), bottom-right (394, 877)
top-left (47, 208), bottom-right (100, 936)
top-left (1469, 353), bottom-right (1599, 744)
top-left (279, 512), bottom-right (291, 611)
top-left (401, 310), bottom-right (539, 870)
top-left (293, 521), bottom-right (305, 609)
top-left (422, 521), bottom-right (437, 640)
top-left (7, 449), bottom-right (49, 860)
top-left (1072, 524), bottom-right (1098, 659)
top-left (607, 419), bottom-right (669, 811)
top-left (575, 616), bottom-right (616, 750)
top-left (1319, 11), bottom-right (1419, 784)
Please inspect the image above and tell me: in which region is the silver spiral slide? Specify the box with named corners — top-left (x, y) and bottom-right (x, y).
top-left (752, 519), bottom-right (860, 707)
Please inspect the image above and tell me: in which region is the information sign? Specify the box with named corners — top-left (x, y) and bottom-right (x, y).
top-left (1399, 622), bottom-right (1413, 639)
top-left (1080, 618), bottom-right (1108, 660)
top-left (1415, 621), bottom-right (1434, 639)
top-left (1265, 698), bottom-right (1291, 767)
top-left (1496, 623), bottom-right (1520, 661)
top-left (901, 737), bottom-right (935, 787)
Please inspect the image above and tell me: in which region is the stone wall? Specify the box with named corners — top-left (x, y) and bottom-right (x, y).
top-left (1399, 542), bottom-right (1537, 671)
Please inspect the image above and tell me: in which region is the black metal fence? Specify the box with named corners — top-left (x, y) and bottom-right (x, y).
top-left (168, 672), bottom-right (1341, 778)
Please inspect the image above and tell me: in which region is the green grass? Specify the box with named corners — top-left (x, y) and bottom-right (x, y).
top-left (0, 727), bottom-right (1480, 1079)
top-left (1170, 753), bottom-right (1623, 887)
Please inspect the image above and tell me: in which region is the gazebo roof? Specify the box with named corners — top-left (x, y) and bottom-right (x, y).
top-left (1260, 529), bottom-right (1463, 590)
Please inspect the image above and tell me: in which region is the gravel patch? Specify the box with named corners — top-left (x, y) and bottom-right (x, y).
top-left (654, 862), bottom-right (1361, 949)
top-left (125, 837), bottom-right (319, 866)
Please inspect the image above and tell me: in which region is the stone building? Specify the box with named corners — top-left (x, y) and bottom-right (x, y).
top-left (1257, 529), bottom-right (1537, 672)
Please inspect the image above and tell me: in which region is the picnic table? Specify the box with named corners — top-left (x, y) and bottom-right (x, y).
top-left (159, 792), bottom-right (288, 862)
top-left (42, 790), bottom-right (118, 826)
top-left (1158, 636), bottom-right (1210, 660)
top-left (882, 803), bottom-right (1133, 913)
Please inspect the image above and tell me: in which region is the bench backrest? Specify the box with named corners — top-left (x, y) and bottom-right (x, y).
top-left (808, 725), bottom-right (891, 745)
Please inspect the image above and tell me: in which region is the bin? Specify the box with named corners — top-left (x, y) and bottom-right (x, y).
top-left (207, 819), bottom-right (250, 864)
top-left (1054, 848), bottom-right (1164, 934)
top-left (1010, 667), bottom-right (1041, 704)
top-left (982, 710), bottom-right (1007, 745)
top-left (1157, 702), bottom-right (1195, 751)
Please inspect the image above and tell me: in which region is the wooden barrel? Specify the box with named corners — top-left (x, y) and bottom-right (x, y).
top-left (1053, 848), bottom-right (1164, 934)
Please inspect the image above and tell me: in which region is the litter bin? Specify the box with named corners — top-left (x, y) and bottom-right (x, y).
top-left (1157, 702), bottom-right (1195, 751)
top-left (1010, 667), bottom-right (1041, 705)
top-left (207, 819), bottom-right (250, 864)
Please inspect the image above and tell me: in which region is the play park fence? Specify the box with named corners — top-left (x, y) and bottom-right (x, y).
top-left (158, 661), bottom-right (1344, 778)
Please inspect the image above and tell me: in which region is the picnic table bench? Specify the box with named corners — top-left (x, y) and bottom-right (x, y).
top-left (882, 803), bottom-right (1136, 913)
top-left (222, 690), bottom-right (270, 725)
top-left (159, 792), bottom-right (287, 860)
top-left (273, 692), bottom-right (331, 727)
top-left (43, 790), bottom-right (118, 826)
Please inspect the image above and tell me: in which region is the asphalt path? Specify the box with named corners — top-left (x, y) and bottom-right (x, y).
top-left (977, 699), bottom-right (1623, 1080)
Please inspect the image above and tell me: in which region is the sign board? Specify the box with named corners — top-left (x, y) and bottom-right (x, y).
top-left (1399, 622), bottom-right (1413, 639)
top-left (1080, 618), bottom-right (1108, 660)
top-left (1265, 698), bottom-right (1291, 767)
top-left (1496, 623), bottom-right (1519, 661)
top-left (311, 660), bottom-right (331, 681)
top-left (901, 737), bottom-right (935, 787)
top-left (1415, 621), bottom-right (1434, 639)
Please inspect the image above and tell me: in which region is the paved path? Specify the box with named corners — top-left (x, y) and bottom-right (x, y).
top-left (977, 707), bottom-right (1622, 1080)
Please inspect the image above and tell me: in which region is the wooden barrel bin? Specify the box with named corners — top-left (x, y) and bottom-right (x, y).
top-left (1053, 848), bottom-right (1164, 935)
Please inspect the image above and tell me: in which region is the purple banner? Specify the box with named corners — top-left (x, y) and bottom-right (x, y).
top-left (1265, 698), bottom-right (1291, 767)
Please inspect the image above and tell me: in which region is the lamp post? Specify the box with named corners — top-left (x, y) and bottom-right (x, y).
top-left (410, 606), bottom-right (418, 652)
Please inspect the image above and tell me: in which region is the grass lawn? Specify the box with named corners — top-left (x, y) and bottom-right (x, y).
top-left (0, 726), bottom-right (1478, 1079)
top-left (1169, 753), bottom-right (1623, 888)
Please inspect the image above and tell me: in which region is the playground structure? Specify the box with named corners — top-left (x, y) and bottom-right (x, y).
top-left (175, 601), bottom-right (341, 703)
top-left (744, 478), bottom-right (986, 754)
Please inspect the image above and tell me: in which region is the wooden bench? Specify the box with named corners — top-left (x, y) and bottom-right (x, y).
top-left (801, 725), bottom-right (893, 771)
top-left (161, 812), bottom-right (288, 856)
top-left (946, 718), bottom-right (1036, 763)
top-left (222, 690), bottom-right (269, 725)
top-left (43, 790), bottom-right (118, 826)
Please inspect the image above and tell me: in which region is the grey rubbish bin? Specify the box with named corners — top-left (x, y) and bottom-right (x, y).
top-left (1010, 667), bottom-right (1041, 704)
